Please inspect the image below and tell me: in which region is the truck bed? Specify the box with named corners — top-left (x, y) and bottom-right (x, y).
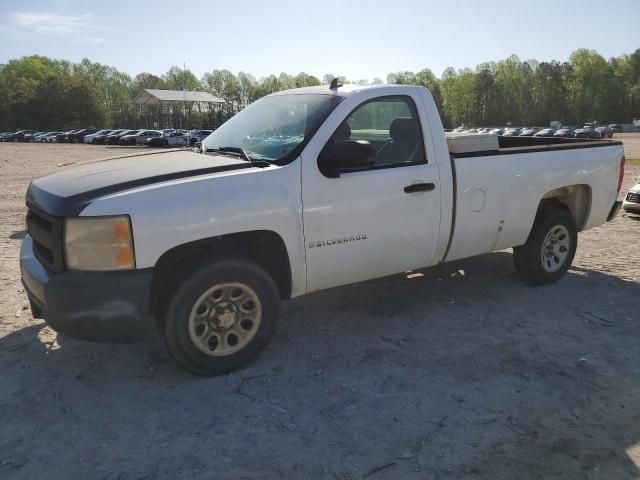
top-left (453, 136), bottom-right (623, 158)
top-left (444, 135), bottom-right (624, 262)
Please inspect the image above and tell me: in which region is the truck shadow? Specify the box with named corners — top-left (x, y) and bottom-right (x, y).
top-left (1, 250), bottom-right (639, 479)
top-left (8, 229), bottom-right (26, 240)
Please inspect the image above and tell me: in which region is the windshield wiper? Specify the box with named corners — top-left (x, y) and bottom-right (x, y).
top-left (205, 146), bottom-right (271, 168)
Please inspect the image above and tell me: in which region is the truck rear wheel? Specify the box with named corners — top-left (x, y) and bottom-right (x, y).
top-left (163, 260), bottom-right (280, 376)
top-left (513, 207), bottom-right (577, 285)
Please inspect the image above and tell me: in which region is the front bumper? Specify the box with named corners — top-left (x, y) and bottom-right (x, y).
top-left (623, 191), bottom-right (640, 214)
top-left (623, 201), bottom-right (640, 214)
top-left (20, 235), bottom-right (154, 343)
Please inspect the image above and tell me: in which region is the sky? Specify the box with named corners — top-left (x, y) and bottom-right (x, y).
top-left (0, 0), bottom-right (639, 81)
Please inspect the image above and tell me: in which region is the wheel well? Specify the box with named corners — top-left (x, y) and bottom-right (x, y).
top-left (540, 184), bottom-right (591, 230)
top-left (148, 230), bottom-right (292, 321)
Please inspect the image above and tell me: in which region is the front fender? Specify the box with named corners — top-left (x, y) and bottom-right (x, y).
top-left (80, 162), bottom-right (307, 296)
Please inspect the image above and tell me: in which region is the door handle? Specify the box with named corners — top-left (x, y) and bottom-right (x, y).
top-left (404, 182), bottom-right (435, 193)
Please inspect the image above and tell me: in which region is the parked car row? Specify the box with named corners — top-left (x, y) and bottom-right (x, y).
top-left (0, 128), bottom-right (214, 147)
top-left (452, 124), bottom-right (616, 139)
top-left (1, 130), bottom-right (53, 142)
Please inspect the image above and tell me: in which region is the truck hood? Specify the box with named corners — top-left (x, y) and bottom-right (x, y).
top-left (26, 150), bottom-right (254, 217)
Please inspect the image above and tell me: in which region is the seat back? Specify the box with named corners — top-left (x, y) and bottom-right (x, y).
top-left (376, 117), bottom-right (420, 165)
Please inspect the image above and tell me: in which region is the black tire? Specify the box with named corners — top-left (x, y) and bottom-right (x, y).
top-left (513, 206), bottom-right (577, 285)
top-left (163, 259), bottom-right (280, 376)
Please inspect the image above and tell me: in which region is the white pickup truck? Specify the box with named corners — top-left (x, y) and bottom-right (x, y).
top-left (21, 84), bottom-right (625, 376)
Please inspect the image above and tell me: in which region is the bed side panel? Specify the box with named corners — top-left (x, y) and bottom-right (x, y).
top-left (445, 145), bottom-right (622, 262)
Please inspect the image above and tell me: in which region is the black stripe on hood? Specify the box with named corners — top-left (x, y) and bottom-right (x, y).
top-left (26, 151), bottom-right (254, 217)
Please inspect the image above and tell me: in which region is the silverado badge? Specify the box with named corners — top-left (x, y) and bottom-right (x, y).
top-left (308, 234), bottom-right (367, 249)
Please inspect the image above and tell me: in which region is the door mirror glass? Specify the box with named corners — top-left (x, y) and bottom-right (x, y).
top-left (334, 140), bottom-right (377, 169)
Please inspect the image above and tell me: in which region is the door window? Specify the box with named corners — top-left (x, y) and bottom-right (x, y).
top-left (324, 96), bottom-right (427, 172)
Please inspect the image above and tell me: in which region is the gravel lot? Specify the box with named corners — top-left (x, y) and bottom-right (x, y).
top-left (1, 137), bottom-right (639, 479)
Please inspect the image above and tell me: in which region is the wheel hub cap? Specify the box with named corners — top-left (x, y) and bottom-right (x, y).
top-left (212, 302), bottom-right (238, 329)
top-left (188, 282), bottom-right (262, 357)
top-left (540, 225), bottom-right (570, 273)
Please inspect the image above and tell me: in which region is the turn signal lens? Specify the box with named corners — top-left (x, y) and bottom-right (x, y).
top-left (64, 216), bottom-right (135, 270)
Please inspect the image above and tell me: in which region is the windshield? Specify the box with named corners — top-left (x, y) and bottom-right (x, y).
top-left (202, 94), bottom-right (342, 163)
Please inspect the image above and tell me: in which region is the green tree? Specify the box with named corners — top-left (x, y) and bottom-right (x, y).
top-left (293, 72), bottom-right (321, 88)
top-left (133, 72), bottom-right (165, 90)
top-left (237, 71), bottom-right (257, 107)
top-left (202, 69), bottom-right (241, 118)
top-left (1, 49), bottom-right (638, 132)
top-left (163, 66), bottom-right (201, 91)
top-left (568, 49), bottom-right (613, 124)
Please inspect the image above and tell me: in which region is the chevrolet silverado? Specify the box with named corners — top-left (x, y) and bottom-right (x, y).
top-left (21, 84), bottom-right (625, 375)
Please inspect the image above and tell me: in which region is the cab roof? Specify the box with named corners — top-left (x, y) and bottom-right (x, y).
top-left (270, 83), bottom-right (412, 97)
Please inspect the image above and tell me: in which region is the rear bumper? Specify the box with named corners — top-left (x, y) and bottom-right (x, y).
top-left (607, 200), bottom-right (623, 221)
top-left (20, 235), bottom-right (154, 343)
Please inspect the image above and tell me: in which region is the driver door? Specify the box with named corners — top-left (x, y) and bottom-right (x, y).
top-left (301, 93), bottom-right (441, 292)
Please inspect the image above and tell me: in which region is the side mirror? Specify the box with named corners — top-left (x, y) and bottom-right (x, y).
top-left (318, 140), bottom-right (376, 178)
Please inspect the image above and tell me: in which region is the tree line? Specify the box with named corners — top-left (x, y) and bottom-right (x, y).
top-left (0, 48), bottom-right (638, 131)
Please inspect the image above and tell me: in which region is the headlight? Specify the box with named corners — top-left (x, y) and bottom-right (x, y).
top-left (64, 216), bottom-right (135, 271)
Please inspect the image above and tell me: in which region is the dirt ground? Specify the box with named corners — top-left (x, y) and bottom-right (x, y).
top-left (1, 137), bottom-right (639, 480)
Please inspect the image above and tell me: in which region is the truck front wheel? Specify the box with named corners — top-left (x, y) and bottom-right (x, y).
top-left (513, 207), bottom-right (577, 285)
top-left (163, 260), bottom-right (280, 376)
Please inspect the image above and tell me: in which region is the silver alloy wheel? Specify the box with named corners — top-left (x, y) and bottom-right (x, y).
top-left (188, 282), bottom-right (262, 357)
top-left (540, 224), bottom-right (571, 272)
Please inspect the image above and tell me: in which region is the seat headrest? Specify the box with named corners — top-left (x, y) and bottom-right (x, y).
top-left (389, 118), bottom-right (419, 143)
